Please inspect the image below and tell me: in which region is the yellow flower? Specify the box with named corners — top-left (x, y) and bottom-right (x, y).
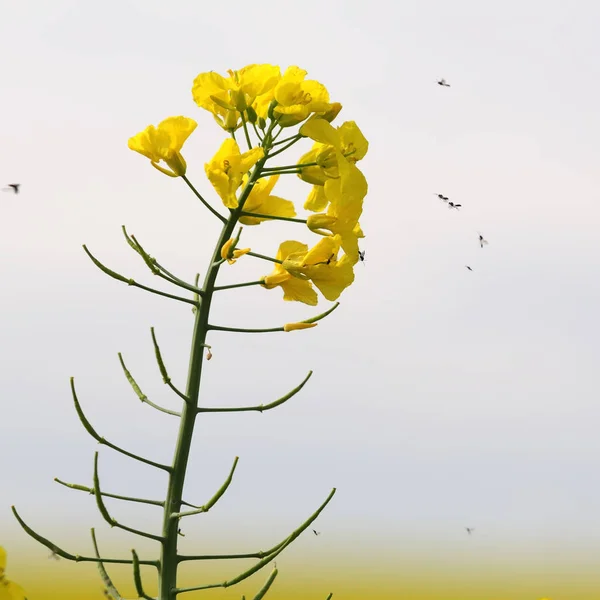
top-left (192, 64), bottom-right (281, 131)
top-left (262, 241), bottom-right (318, 306)
top-left (300, 118), bottom-right (368, 164)
top-left (239, 175), bottom-right (296, 225)
top-left (283, 322), bottom-right (318, 332)
top-left (273, 67), bottom-right (333, 126)
top-left (312, 159), bottom-right (368, 262)
top-left (205, 139), bottom-right (264, 209)
top-left (283, 235), bottom-right (355, 301)
top-left (220, 238), bottom-right (251, 265)
top-left (0, 547), bottom-right (27, 600)
top-left (128, 116), bottom-right (197, 177)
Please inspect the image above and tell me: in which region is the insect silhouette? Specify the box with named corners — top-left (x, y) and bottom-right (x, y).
top-left (437, 78), bottom-right (451, 87)
top-left (478, 233), bottom-right (488, 248)
top-left (358, 249), bottom-right (365, 264)
top-left (312, 529), bottom-right (321, 536)
top-left (3, 183), bottom-right (20, 194)
top-left (448, 202), bottom-right (461, 210)
top-left (465, 266), bottom-right (473, 271)
top-left (465, 527), bottom-right (475, 535)
top-left (436, 193), bottom-right (449, 202)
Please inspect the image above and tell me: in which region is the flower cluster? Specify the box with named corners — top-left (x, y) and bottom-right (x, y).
top-left (128, 64), bottom-right (368, 306)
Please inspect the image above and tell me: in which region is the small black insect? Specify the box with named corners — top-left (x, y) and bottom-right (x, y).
top-left (312, 529), bottom-right (321, 536)
top-left (465, 527), bottom-right (475, 535)
top-left (448, 202), bottom-right (461, 210)
top-left (465, 266), bottom-right (473, 271)
top-left (437, 78), bottom-right (451, 87)
top-left (358, 250), bottom-right (365, 263)
top-left (3, 183), bottom-right (20, 194)
top-left (436, 193), bottom-right (449, 201)
top-left (478, 233), bottom-right (488, 248)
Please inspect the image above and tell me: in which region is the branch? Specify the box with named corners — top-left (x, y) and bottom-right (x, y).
top-left (70, 378), bottom-right (171, 472)
top-left (118, 353), bottom-right (181, 417)
top-left (83, 245), bottom-right (199, 307)
top-left (172, 457), bottom-right (239, 519)
top-left (176, 488), bottom-right (336, 590)
top-left (93, 452), bottom-right (164, 542)
top-left (54, 477), bottom-right (164, 507)
top-left (122, 226), bottom-right (205, 298)
top-left (150, 328), bottom-right (190, 403)
top-left (182, 175), bottom-right (227, 223)
top-left (10, 507), bottom-right (158, 567)
top-left (251, 568), bottom-right (278, 600)
top-left (91, 529), bottom-right (124, 600)
top-left (208, 303), bottom-right (339, 334)
top-left (197, 371), bottom-right (312, 413)
top-left (132, 550), bottom-right (156, 600)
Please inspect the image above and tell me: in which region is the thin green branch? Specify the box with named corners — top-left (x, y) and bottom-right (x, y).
top-left (213, 280), bottom-right (265, 292)
top-left (262, 161), bottom-right (318, 171)
top-left (270, 133), bottom-right (302, 148)
top-left (257, 168), bottom-right (301, 176)
top-left (239, 212), bottom-right (307, 224)
top-left (91, 529), bottom-right (124, 600)
top-left (197, 371), bottom-right (312, 413)
top-left (252, 121), bottom-right (263, 143)
top-left (132, 550), bottom-right (156, 600)
top-left (10, 507), bottom-right (158, 567)
top-left (150, 327), bottom-right (191, 403)
top-left (122, 226), bottom-right (205, 298)
top-left (182, 175), bottom-right (227, 223)
top-left (83, 245), bottom-right (199, 307)
top-left (93, 453), bottom-right (164, 543)
top-left (118, 353), bottom-right (181, 417)
top-left (54, 477), bottom-right (164, 507)
top-left (175, 488), bottom-right (336, 593)
top-left (172, 457), bottom-right (239, 519)
top-left (208, 302), bottom-right (339, 334)
top-left (122, 227), bottom-right (159, 275)
top-left (246, 251), bottom-right (282, 264)
top-left (70, 377), bottom-right (171, 472)
top-left (251, 568), bottom-right (278, 600)
top-left (325, 594), bottom-right (333, 600)
top-left (240, 112), bottom-right (253, 150)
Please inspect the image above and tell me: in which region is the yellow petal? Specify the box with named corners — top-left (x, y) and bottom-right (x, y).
top-left (280, 277), bottom-right (319, 305)
top-left (300, 119), bottom-right (341, 149)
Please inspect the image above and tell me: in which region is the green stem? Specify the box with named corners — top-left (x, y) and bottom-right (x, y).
top-left (240, 112), bottom-right (253, 150)
top-left (246, 251), bottom-right (282, 264)
top-left (267, 135), bottom-right (303, 158)
top-left (263, 161), bottom-right (318, 171)
top-left (157, 121), bottom-right (279, 600)
top-left (240, 211), bottom-right (307, 224)
top-left (182, 175), bottom-right (227, 223)
top-left (213, 280), bottom-right (265, 292)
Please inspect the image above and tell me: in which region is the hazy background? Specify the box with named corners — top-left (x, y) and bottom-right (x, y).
top-left (1, 1), bottom-right (599, 598)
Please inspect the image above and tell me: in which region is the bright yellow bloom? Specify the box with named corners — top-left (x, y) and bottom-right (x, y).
top-left (283, 322), bottom-right (318, 332)
top-left (300, 118), bottom-right (368, 164)
top-left (220, 238), bottom-right (250, 265)
top-left (128, 116), bottom-right (197, 177)
top-left (313, 158), bottom-right (368, 262)
top-left (192, 65), bottom-right (281, 131)
top-left (273, 67), bottom-right (333, 126)
top-left (239, 175), bottom-right (296, 225)
top-left (262, 241), bottom-right (318, 306)
top-left (0, 547), bottom-right (27, 600)
top-left (205, 139), bottom-right (264, 209)
top-left (283, 235), bottom-right (355, 301)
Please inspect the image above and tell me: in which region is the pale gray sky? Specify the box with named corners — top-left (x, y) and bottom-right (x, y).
top-left (1, 0), bottom-right (600, 580)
